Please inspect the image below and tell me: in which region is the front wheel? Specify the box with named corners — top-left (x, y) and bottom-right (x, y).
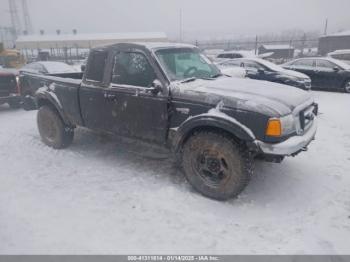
top-left (37, 105), bottom-right (74, 149)
top-left (344, 79), bottom-right (350, 93)
top-left (182, 131), bottom-right (253, 200)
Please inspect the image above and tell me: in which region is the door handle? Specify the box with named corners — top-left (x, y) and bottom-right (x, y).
top-left (104, 93), bottom-right (117, 101)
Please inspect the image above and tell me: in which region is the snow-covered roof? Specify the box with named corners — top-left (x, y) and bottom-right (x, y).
top-left (16, 32), bottom-right (168, 49)
top-left (328, 49), bottom-right (350, 55)
top-left (260, 45), bottom-right (294, 50)
top-left (133, 42), bottom-right (195, 50)
top-left (324, 30), bottom-right (350, 37)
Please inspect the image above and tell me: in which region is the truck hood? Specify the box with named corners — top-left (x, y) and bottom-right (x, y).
top-left (171, 76), bottom-right (313, 117)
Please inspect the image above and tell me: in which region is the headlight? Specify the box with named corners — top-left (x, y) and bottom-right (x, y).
top-left (266, 114), bottom-right (295, 137)
top-left (280, 114), bottom-right (295, 135)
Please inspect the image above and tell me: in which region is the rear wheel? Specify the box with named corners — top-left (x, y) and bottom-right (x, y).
top-left (37, 105), bottom-right (74, 149)
top-left (344, 79), bottom-right (350, 93)
top-left (182, 131), bottom-right (253, 200)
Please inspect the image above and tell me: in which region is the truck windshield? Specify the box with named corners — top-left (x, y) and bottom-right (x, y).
top-left (155, 48), bottom-right (221, 81)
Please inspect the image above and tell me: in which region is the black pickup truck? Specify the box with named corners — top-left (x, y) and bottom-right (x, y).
top-left (22, 42), bottom-right (318, 200)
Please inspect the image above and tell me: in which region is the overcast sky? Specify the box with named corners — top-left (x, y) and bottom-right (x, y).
top-left (1, 0), bottom-right (350, 40)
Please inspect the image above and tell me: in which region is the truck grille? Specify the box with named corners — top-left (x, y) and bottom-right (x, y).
top-left (299, 104), bottom-right (317, 132)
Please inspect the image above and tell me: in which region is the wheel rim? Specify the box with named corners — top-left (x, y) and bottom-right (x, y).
top-left (194, 149), bottom-right (230, 188)
top-left (345, 81), bottom-right (350, 93)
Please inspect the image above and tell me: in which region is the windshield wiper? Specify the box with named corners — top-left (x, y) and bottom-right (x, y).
top-left (180, 77), bottom-right (197, 83)
top-left (210, 73), bottom-right (223, 78)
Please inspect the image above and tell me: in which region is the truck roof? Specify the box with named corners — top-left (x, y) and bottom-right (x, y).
top-left (95, 42), bottom-right (196, 52)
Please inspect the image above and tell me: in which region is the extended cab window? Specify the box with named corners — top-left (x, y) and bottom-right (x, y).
top-left (86, 50), bottom-right (108, 82)
top-left (112, 52), bottom-right (156, 87)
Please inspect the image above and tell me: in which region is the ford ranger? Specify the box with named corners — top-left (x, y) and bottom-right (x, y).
top-left (22, 42), bottom-right (318, 200)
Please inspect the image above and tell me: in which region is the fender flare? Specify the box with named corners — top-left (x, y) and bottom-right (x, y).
top-left (35, 89), bottom-right (72, 126)
top-left (172, 113), bottom-right (256, 152)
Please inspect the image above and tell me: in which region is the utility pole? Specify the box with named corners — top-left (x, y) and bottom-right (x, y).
top-left (21, 0), bottom-right (33, 34)
top-left (179, 8), bottom-right (183, 42)
top-left (324, 18), bottom-right (328, 35)
top-left (8, 0), bottom-right (22, 38)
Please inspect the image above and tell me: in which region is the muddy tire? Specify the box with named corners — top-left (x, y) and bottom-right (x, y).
top-left (37, 105), bottom-right (74, 149)
top-left (182, 131), bottom-right (253, 201)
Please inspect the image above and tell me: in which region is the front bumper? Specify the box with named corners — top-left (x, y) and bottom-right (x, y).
top-left (0, 94), bottom-right (21, 104)
top-left (256, 118), bottom-right (317, 156)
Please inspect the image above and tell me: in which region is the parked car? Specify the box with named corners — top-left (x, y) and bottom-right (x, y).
top-left (218, 58), bottom-right (311, 90)
top-left (215, 50), bottom-right (273, 63)
top-left (0, 70), bottom-right (21, 108)
top-left (19, 61), bottom-right (82, 97)
top-left (282, 57), bottom-right (350, 93)
top-left (220, 66), bottom-right (246, 78)
top-left (23, 42), bottom-right (317, 201)
top-left (327, 50), bottom-right (350, 65)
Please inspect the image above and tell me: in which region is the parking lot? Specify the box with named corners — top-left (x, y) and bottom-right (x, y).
top-left (0, 90), bottom-right (349, 254)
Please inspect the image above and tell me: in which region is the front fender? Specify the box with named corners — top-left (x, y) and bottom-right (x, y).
top-left (172, 112), bottom-right (256, 152)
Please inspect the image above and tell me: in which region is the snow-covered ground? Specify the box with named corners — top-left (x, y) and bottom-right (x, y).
top-left (0, 91), bottom-right (349, 254)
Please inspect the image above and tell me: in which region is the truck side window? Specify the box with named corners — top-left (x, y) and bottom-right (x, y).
top-left (112, 52), bottom-right (156, 87)
top-left (86, 50), bottom-right (108, 82)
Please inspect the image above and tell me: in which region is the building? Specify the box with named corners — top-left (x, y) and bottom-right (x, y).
top-left (16, 32), bottom-right (168, 50)
top-left (258, 44), bottom-right (294, 59)
top-left (15, 32), bottom-right (168, 62)
top-left (318, 30), bottom-right (350, 55)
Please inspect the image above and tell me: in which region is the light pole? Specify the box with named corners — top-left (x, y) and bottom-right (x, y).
top-left (179, 8), bottom-right (183, 42)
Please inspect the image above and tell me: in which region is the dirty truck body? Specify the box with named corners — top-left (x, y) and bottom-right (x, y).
top-left (22, 43), bottom-right (318, 200)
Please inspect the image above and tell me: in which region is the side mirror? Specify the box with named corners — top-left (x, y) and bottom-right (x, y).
top-left (81, 64), bottom-right (86, 72)
top-left (258, 69), bottom-right (265, 74)
top-left (333, 67), bottom-right (340, 72)
top-left (149, 79), bottom-right (162, 95)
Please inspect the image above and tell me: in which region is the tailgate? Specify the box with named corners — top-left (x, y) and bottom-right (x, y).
top-left (0, 74), bottom-right (17, 97)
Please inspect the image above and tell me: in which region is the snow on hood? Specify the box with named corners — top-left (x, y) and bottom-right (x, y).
top-left (171, 77), bottom-right (313, 117)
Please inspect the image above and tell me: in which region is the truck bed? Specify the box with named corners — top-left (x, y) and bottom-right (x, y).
top-left (22, 72), bottom-right (84, 127)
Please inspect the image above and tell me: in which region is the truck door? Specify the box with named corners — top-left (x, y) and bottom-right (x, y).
top-left (79, 49), bottom-right (115, 132)
top-left (79, 48), bottom-right (169, 144)
top-left (107, 50), bottom-right (169, 144)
